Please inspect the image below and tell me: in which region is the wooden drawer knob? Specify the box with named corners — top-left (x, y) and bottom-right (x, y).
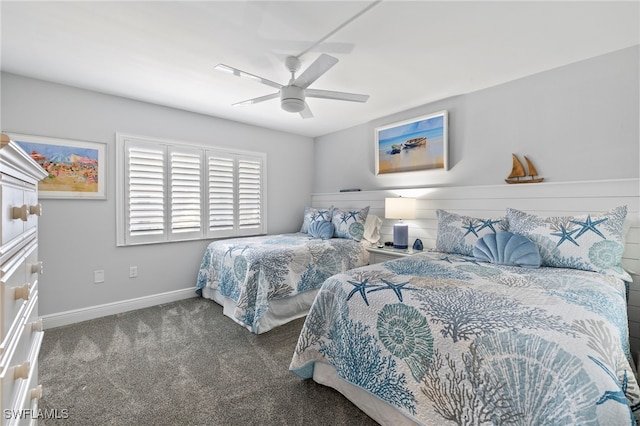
top-left (29, 204), bottom-right (42, 216)
top-left (28, 261), bottom-right (44, 274)
top-left (30, 384), bottom-right (43, 400)
top-left (11, 205), bottom-right (28, 221)
top-left (14, 283), bottom-right (30, 301)
top-left (30, 319), bottom-right (43, 332)
top-left (14, 361), bottom-right (30, 380)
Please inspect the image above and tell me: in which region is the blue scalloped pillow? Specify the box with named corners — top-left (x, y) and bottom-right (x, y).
top-left (300, 206), bottom-right (333, 233)
top-left (308, 220), bottom-right (334, 240)
top-left (473, 231), bottom-right (541, 268)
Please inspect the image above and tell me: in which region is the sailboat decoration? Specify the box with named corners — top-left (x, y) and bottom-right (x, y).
top-left (505, 154), bottom-right (544, 184)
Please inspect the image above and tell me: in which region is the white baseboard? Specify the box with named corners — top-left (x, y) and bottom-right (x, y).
top-left (41, 288), bottom-right (198, 329)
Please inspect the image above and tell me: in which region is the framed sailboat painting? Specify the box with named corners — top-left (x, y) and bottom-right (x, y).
top-left (374, 110), bottom-right (448, 174)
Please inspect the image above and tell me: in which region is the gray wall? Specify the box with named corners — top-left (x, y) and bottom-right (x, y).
top-left (1, 73), bottom-right (314, 316)
top-left (313, 46), bottom-right (639, 193)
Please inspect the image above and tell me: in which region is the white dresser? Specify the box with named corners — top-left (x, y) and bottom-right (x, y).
top-left (0, 134), bottom-right (47, 425)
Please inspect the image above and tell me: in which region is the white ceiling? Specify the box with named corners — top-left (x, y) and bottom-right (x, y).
top-left (1, 1), bottom-right (638, 138)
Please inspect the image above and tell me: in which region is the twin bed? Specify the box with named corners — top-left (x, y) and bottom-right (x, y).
top-left (195, 206), bottom-right (376, 333)
top-left (196, 197), bottom-right (640, 424)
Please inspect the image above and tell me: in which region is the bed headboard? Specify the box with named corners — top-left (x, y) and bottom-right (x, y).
top-left (312, 178), bottom-right (640, 354)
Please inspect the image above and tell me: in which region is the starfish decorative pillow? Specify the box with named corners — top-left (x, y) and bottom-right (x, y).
top-left (331, 206), bottom-right (370, 241)
top-left (506, 206), bottom-right (629, 280)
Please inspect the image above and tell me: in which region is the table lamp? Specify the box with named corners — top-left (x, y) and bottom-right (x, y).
top-left (385, 197), bottom-right (416, 249)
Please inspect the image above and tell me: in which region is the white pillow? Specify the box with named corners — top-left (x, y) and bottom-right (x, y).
top-left (363, 214), bottom-right (382, 244)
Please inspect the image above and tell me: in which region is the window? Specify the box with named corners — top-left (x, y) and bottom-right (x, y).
top-left (116, 133), bottom-right (266, 246)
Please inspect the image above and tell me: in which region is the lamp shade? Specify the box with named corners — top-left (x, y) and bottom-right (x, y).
top-left (385, 197), bottom-right (416, 220)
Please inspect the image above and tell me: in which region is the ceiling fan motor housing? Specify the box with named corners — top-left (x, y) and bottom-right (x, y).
top-left (280, 85), bottom-right (305, 113)
top-left (285, 56), bottom-right (301, 74)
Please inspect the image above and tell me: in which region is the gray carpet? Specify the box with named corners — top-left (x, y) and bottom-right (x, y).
top-left (39, 297), bottom-right (378, 425)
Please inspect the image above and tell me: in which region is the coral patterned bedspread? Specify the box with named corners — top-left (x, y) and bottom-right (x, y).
top-left (195, 233), bottom-right (369, 333)
top-left (289, 251), bottom-right (640, 425)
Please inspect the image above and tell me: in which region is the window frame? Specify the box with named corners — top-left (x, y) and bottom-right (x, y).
top-left (116, 133), bottom-right (267, 246)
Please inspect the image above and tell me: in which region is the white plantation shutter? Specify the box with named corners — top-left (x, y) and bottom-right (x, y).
top-left (126, 142), bottom-right (165, 244)
top-left (117, 133), bottom-right (266, 246)
top-left (170, 148), bottom-right (203, 240)
top-left (208, 154), bottom-right (235, 237)
top-left (206, 153), bottom-right (265, 238)
top-left (238, 157), bottom-right (263, 234)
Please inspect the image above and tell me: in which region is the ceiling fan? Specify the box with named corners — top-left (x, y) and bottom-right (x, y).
top-left (214, 53), bottom-right (369, 119)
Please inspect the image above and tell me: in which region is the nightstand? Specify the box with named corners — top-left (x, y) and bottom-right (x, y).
top-left (367, 246), bottom-right (418, 264)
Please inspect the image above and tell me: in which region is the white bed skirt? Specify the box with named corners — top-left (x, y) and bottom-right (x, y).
top-left (202, 286), bottom-right (319, 334)
top-left (313, 363), bottom-right (420, 426)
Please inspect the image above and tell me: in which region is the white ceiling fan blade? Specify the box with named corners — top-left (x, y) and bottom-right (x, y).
top-left (232, 92), bottom-right (279, 106)
top-left (215, 64), bottom-right (282, 90)
top-left (299, 103), bottom-right (313, 119)
top-left (293, 54), bottom-right (338, 89)
top-left (306, 89), bottom-right (369, 103)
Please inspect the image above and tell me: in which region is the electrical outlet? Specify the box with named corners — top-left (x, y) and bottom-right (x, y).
top-left (129, 266), bottom-right (138, 278)
top-left (94, 270), bottom-right (105, 284)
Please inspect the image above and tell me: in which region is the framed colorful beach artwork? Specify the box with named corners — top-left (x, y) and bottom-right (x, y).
top-left (374, 110), bottom-right (448, 174)
top-left (9, 133), bottom-right (106, 199)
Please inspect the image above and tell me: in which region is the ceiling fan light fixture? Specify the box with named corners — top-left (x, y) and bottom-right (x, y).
top-left (281, 98), bottom-right (305, 113)
top-left (280, 85), bottom-right (305, 113)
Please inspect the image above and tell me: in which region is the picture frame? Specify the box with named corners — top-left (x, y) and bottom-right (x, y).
top-left (9, 133), bottom-right (106, 200)
top-left (374, 110), bottom-right (448, 175)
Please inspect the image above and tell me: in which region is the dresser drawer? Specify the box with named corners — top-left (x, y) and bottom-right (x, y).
top-left (4, 381), bottom-right (41, 426)
top-left (0, 344), bottom-right (43, 426)
top-left (7, 375), bottom-right (42, 426)
top-left (0, 243), bottom-right (38, 354)
top-left (9, 290), bottom-right (40, 381)
top-left (0, 174), bottom-right (40, 252)
top-left (0, 177), bottom-right (27, 249)
top-left (0, 311), bottom-right (42, 422)
top-left (4, 371), bottom-right (42, 426)
top-left (372, 253), bottom-right (400, 263)
top-left (4, 294), bottom-right (43, 426)
top-left (0, 228), bottom-right (35, 270)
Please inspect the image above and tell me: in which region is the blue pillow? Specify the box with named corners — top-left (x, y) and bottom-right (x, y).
top-left (308, 220), bottom-right (334, 240)
top-left (473, 231), bottom-right (541, 268)
top-left (300, 206), bottom-right (333, 233)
